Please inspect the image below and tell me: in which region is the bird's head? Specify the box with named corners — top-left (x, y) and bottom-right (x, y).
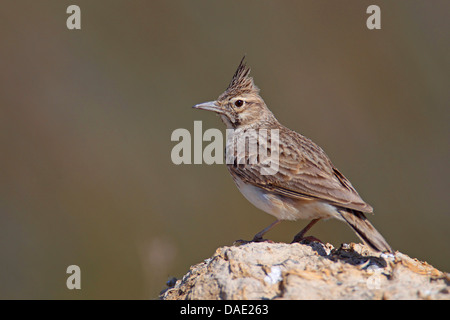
top-left (194, 57), bottom-right (275, 128)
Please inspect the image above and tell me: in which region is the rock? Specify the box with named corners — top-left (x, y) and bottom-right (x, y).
top-left (160, 242), bottom-right (449, 300)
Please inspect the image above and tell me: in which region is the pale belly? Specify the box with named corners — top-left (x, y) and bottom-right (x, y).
top-left (234, 178), bottom-right (343, 222)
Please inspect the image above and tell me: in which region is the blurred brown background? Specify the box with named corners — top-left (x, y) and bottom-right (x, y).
top-left (0, 1), bottom-right (448, 299)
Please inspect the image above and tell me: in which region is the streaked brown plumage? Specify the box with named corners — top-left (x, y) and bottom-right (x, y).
top-left (194, 57), bottom-right (392, 252)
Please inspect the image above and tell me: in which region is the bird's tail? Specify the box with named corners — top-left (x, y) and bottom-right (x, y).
top-left (338, 208), bottom-right (392, 253)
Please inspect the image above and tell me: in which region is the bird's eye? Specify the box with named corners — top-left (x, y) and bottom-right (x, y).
top-left (234, 100), bottom-right (244, 107)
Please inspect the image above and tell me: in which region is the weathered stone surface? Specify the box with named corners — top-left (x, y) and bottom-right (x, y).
top-left (160, 242), bottom-right (449, 300)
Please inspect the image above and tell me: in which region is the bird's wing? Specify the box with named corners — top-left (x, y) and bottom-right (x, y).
top-left (227, 126), bottom-right (373, 213)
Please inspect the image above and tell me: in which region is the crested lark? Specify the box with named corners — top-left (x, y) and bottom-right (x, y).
top-left (194, 57), bottom-right (392, 252)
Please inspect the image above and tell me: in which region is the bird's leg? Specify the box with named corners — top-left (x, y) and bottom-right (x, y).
top-left (234, 220), bottom-right (281, 245)
top-left (291, 218), bottom-right (323, 243)
top-left (252, 219), bottom-right (281, 242)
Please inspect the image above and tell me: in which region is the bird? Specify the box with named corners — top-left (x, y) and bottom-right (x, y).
top-left (193, 57), bottom-right (392, 252)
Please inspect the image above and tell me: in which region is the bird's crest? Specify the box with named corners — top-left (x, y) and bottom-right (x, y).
top-left (219, 56), bottom-right (259, 100)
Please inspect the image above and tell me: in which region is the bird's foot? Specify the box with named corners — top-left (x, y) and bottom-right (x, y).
top-left (291, 235), bottom-right (323, 244)
top-left (233, 236), bottom-right (274, 246)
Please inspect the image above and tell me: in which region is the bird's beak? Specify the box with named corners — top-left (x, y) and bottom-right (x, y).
top-left (193, 101), bottom-right (224, 114)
